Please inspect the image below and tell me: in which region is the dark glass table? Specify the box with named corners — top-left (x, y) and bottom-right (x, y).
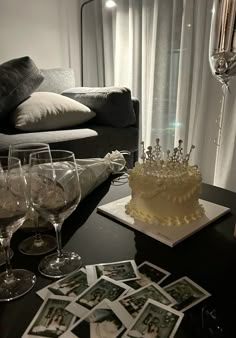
top-left (0, 176), bottom-right (236, 338)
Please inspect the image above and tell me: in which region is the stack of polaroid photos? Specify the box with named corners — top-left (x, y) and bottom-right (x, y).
top-left (22, 260), bottom-right (211, 338)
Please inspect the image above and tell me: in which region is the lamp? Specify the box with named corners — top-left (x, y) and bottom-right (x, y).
top-left (80, 0), bottom-right (116, 85)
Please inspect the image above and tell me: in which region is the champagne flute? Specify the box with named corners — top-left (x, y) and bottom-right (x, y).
top-left (0, 156), bottom-right (36, 301)
top-left (29, 150), bottom-right (82, 278)
top-left (209, 0), bottom-right (236, 178)
top-left (9, 143), bottom-right (57, 255)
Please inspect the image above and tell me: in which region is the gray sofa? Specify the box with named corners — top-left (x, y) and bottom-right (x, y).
top-left (0, 67), bottom-right (139, 167)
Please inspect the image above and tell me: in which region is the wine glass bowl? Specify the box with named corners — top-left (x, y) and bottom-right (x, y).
top-left (29, 150), bottom-right (82, 278)
top-left (9, 143), bottom-right (57, 255)
top-left (209, 0), bottom-right (236, 87)
top-left (0, 156), bottom-right (36, 301)
top-left (208, 0), bottom-right (236, 172)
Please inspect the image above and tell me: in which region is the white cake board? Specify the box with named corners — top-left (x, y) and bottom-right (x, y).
top-left (97, 196), bottom-right (230, 247)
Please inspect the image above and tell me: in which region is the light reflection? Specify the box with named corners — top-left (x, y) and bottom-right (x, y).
top-left (170, 121), bottom-right (182, 128)
top-left (105, 0), bottom-right (117, 8)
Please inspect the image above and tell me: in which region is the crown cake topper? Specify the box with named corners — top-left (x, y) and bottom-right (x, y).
top-left (138, 138), bottom-right (197, 178)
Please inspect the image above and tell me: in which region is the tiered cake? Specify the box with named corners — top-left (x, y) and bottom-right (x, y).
top-left (126, 139), bottom-right (205, 226)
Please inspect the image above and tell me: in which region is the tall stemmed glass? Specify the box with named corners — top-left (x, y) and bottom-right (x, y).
top-left (0, 156), bottom-right (36, 302)
top-left (29, 150), bottom-right (82, 278)
top-left (209, 0), bottom-right (236, 180)
top-left (9, 143), bottom-right (57, 255)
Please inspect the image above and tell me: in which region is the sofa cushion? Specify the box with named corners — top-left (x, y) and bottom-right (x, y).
top-left (0, 56), bottom-right (44, 120)
top-left (0, 125), bottom-right (138, 160)
top-left (12, 92), bottom-right (96, 132)
top-left (62, 86), bottom-right (136, 128)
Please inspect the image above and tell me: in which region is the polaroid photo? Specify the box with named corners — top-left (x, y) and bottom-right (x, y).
top-left (126, 261), bottom-right (171, 290)
top-left (113, 282), bottom-right (177, 328)
top-left (22, 295), bottom-right (77, 338)
top-left (123, 299), bottom-right (184, 338)
top-left (66, 276), bottom-right (130, 319)
top-left (37, 268), bottom-right (88, 300)
top-left (60, 299), bottom-right (126, 338)
top-left (86, 259), bottom-right (140, 285)
top-left (164, 276), bottom-right (211, 312)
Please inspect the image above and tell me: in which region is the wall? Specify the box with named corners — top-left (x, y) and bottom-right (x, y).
top-left (0, 0), bottom-right (81, 83)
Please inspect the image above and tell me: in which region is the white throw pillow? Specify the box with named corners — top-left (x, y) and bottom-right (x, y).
top-left (13, 92), bottom-right (96, 132)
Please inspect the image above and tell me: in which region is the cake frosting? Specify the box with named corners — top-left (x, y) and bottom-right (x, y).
top-left (125, 139), bottom-right (205, 226)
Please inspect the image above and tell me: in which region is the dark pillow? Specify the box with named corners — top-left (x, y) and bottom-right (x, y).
top-left (0, 56), bottom-right (44, 120)
top-left (62, 86), bottom-right (136, 128)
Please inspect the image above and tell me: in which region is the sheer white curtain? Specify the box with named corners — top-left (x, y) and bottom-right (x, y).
top-left (80, 0), bottom-right (236, 192)
top-left (175, 0), bottom-right (221, 185)
top-left (82, 0), bottom-right (182, 151)
top-left (103, 0), bottom-right (184, 151)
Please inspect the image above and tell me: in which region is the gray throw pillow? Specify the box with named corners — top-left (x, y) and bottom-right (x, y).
top-left (62, 86), bottom-right (136, 128)
top-left (37, 68), bottom-right (76, 94)
top-left (0, 56), bottom-right (44, 120)
top-left (12, 92), bottom-right (96, 132)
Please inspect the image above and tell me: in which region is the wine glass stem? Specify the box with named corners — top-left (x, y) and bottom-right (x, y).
top-left (33, 209), bottom-right (42, 242)
top-left (54, 223), bottom-right (63, 259)
top-left (214, 83), bottom-right (227, 183)
top-left (2, 237), bottom-right (13, 280)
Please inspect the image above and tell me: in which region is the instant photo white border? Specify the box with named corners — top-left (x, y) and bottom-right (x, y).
top-left (66, 276), bottom-right (130, 319)
top-left (163, 276), bottom-right (211, 312)
top-left (97, 196), bottom-right (230, 247)
top-left (37, 268), bottom-right (87, 300)
top-left (138, 261), bottom-right (171, 285)
top-left (22, 295), bottom-right (77, 338)
top-left (60, 299), bottom-right (126, 338)
top-left (86, 259), bottom-right (140, 285)
top-left (123, 298), bottom-right (184, 338)
top-left (114, 282), bottom-right (177, 328)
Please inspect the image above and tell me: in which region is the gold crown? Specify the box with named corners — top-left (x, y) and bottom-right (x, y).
top-left (138, 139), bottom-right (197, 178)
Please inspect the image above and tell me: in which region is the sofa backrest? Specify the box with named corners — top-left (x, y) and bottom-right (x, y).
top-left (36, 68), bottom-right (75, 94)
top-left (36, 68), bottom-right (140, 129)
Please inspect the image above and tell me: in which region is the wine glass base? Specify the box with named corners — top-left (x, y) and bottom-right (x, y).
top-left (18, 234), bottom-right (57, 256)
top-left (0, 248), bottom-right (14, 267)
top-left (0, 269), bottom-right (36, 302)
top-left (38, 251), bottom-right (82, 279)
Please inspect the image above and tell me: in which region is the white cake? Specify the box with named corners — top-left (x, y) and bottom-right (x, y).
top-left (126, 139), bottom-right (205, 226)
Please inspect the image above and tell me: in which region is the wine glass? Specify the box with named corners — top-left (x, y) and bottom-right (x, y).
top-left (209, 0), bottom-right (236, 87)
top-left (0, 156), bottom-right (36, 301)
top-left (9, 143), bottom-right (57, 255)
top-left (209, 0), bottom-right (236, 169)
top-left (0, 151), bottom-right (13, 266)
top-left (29, 150), bottom-right (82, 278)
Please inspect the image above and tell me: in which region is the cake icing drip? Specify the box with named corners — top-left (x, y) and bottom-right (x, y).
top-left (126, 138), bottom-right (205, 226)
